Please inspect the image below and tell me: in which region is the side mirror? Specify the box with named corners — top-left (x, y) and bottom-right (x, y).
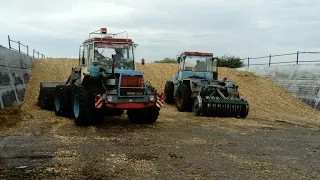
top-left (177, 57), bottom-right (181, 63)
top-left (141, 58), bottom-right (145, 65)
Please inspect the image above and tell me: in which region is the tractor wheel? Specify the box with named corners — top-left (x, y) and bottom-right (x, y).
top-left (164, 81), bottom-right (175, 104)
top-left (127, 106), bottom-right (160, 124)
top-left (54, 85), bottom-right (70, 117)
top-left (72, 86), bottom-right (96, 126)
top-left (192, 96), bottom-right (202, 116)
top-left (175, 84), bottom-right (192, 112)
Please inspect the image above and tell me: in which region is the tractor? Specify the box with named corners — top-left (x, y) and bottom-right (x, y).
top-left (163, 51), bottom-right (249, 118)
top-left (38, 28), bottom-right (163, 126)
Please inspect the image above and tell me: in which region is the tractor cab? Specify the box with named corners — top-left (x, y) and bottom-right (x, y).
top-left (79, 28), bottom-right (139, 78)
top-left (176, 52), bottom-right (218, 81)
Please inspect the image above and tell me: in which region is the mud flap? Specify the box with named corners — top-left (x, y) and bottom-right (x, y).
top-left (156, 92), bottom-right (165, 108)
top-left (38, 82), bottom-right (65, 109)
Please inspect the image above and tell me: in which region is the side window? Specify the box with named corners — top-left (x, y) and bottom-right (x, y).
top-left (89, 44), bottom-right (93, 63)
top-left (79, 45), bottom-right (88, 66)
top-left (179, 59), bottom-right (184, 71)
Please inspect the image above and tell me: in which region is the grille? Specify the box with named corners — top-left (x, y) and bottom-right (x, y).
top-left (120, 75), bottom-right (145, 96)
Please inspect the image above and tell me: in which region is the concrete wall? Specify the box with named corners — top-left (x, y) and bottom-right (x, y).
top-left (0, 45), bottom-right (35, 109)
top-left (239, 64), bottom-right (320, 110)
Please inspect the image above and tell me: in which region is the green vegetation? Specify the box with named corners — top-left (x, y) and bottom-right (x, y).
top-left (217, 55), bottom-right (245, 68)
top-left (153, 57), bottom-right (176, 63)
top-left (153, 55), bottom-right (245, 68)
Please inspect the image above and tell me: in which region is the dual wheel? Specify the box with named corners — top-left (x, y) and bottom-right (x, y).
top-left (54, 85), bottom-right (104, 126)
top-left (54, 84), bottom-right (160, 126)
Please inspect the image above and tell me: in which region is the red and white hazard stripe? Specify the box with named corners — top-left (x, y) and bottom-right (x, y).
top-left (95, 94), bottom-right (103, 108)
top-left (156, 92), bottom-right (164, 108)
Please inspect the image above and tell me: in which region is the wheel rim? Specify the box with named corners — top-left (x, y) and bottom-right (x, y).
top-left (73, 95), bottom-right (80, 118)
top-left (193, 100), bottom-right (199, 112)
top-left (192, 97), bottom-right (202, 115)
top-left (54, 95), bottom-right (60, 111)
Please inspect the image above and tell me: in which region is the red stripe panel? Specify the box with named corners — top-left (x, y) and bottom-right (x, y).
top-left (106, 102), bottom-right (155, 109)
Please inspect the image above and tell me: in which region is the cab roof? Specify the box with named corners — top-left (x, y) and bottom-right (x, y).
top-left (181, 52), bottom-right (213, 56)
top-left (84, 37), bottom-right (133, 44)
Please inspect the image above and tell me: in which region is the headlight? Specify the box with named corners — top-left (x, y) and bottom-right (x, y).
top-left (149, 95), bottom-right (155, 102)
top-left (107, 96), bottom-right (113, 102)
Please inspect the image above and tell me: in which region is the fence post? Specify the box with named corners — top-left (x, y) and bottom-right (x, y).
top-left (8, 35), bottom-right (11, 49)
top-left (27, 46), bottom-right (29, 55)
top-left (296, 51), bottom-right (299, 64)
top-left (18, 41), bottom-right (21, 53)
top-left (247, 57), bottom-right (250, 67)
top-left (33, 49), bottom-right (35, 58)
top-left (269, 55), bottom-right (271, 66)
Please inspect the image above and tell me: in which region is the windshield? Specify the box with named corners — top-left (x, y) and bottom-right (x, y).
top-left (183, 55), bottom-right (216, 72)
top-left (93, 42), bottom-right (134, 70)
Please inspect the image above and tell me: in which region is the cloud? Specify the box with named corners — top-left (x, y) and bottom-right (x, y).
top-left (0, 0), bottom-right (319, 63)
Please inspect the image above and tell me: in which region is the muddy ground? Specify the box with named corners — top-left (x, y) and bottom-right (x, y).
top-left (0, 104), bottom-right (320, 180)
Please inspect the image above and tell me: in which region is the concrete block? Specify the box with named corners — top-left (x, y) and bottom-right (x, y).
top-left (0, 45), bottom-right (36, 109)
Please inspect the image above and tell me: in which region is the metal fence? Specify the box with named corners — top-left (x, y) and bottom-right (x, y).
top-left (241, 51), bottom-right (320, 67)
top-left (8, 35), bottom-right (47, 58)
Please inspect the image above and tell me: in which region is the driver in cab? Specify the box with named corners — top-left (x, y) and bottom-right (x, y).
top-left (94, 50), bottom-right (105, 61)
top-left (112, 48), bottom-right (125, 68)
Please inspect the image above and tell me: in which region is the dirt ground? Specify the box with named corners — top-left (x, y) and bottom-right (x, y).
top-left (1, 59), bottom-right (320, 179)
top-left (1, 105), bottom-right (320, 179)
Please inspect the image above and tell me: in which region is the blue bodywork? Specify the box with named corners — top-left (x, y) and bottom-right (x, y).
top-left (105, 69), bottom-right (143, 75)
top-left (90, 66), bottom-right (100, 77)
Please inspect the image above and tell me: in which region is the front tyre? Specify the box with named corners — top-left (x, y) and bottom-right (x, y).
top-left (164, 81), bottom-right (175, 104)
top-left (175, 84), bottom-right (192, 112)
top-left (54, 85), bottom-right (70, 117)
top-left (72, 86), bottom-right (95, 126)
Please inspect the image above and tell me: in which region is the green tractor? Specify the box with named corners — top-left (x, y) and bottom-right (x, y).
top-left (163, 52), bottom-right (249, 118)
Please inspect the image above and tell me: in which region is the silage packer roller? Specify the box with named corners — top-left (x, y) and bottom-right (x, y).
top-left (38, 28), bottom-right (164, 126)
top-left (163, 51), bottom-right (249, 118)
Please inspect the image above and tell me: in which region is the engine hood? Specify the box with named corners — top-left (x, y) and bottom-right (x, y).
top-left (104, 69), bottom-right (143, 76)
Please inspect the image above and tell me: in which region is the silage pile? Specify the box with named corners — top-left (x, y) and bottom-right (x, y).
top-left (21, 58), bottom-right (78, 111)
top-left (136, 63), bottom-right (320, 123)
top-left (19, 59), bottom-right (320, 125)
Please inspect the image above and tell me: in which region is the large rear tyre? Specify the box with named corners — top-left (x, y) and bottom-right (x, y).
top-left (164, 81), bottom-right (175, 104)
top-left (175, 84), bottom-right (192, 112)
top-left (72, 86), bottom-right (95, 126)
top-left (127, 106), bottom-right (160, 124)
top-left (54, 85), bottom-right (70, 117)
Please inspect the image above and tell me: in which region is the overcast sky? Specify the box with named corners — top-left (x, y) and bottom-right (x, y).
top-left (0, 0), bottom-right (319, 64)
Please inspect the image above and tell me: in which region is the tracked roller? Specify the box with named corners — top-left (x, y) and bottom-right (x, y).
top-left (192, 87), bottom-right (249, 118)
